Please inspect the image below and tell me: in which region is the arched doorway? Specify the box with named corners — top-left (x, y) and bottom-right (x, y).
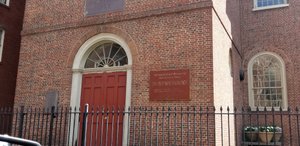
top-left (81, 42), bottom-right (128, 109)
top-left (70, 33), bottom-right (132, 146)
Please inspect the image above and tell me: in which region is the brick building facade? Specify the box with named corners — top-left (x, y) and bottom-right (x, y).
top-left (12, 0), bottom-right (299, 145)
top-left (16, 0), bottom-right (221, 109)
top-left (0, 0), bottom-right (26, 107)
top-left (240, 0), bottom-right (300, 109)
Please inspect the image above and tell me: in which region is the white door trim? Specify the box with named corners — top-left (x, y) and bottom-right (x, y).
top-left (70, 33), bottom-right (132, 146)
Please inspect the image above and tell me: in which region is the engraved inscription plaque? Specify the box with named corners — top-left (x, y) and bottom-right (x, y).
top-left (150, 69), bottom-right (190, 101)
top-left (45, 90), bottom-right (59, 109)
top-left (85, 0), bottom-right (124, 16)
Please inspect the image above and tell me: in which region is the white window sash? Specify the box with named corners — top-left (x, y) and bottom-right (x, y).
top-left (253, 0), bottom-right (288, 11)
top-left (0, 29), bottom-right (4, 62)
top-left (0, 0), bottom-right (9, 6)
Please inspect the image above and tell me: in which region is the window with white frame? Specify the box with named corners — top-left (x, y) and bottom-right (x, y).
top-left (248, 52), bottom-right (287, 109)
top-left (0, 0), bottom-right (9, 6)
top-left (254, 0), bottom-right (288, 9)
top-left (0, 29), bottom-right (4, 62)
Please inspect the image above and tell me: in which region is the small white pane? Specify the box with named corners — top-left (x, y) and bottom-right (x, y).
top-left (257, 0), bottom-right (263, 7)
top-left (268, 0), bottom-right (273, 5)
top-left (263, 0), bottom-right (268, 6)
top-left (275, 81), bottom-right (281, 86)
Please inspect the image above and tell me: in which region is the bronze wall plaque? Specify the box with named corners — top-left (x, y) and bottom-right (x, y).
top-left (150, 69), bottom-right (190, 101)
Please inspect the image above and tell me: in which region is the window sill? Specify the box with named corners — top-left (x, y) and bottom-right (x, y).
top-left (252, 4), bottom-right (289, 11)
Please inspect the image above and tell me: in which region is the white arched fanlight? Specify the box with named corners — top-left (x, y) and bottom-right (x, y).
top-left (84, 42), bottom-right (128, 68)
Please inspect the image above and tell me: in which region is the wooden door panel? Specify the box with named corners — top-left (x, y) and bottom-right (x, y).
top-left (83, 76), bottom-right (93, 87)
top-left (94, 75), bottom-right (103, 86)
top-left (81, 88), bottom-right (92, 106)
top-left (106, 74), bottom-right (116, 86)
top-left (117, 86), bottom-right (126, 106)
top-left (94, 87), bottom-right (105, 106)
top-left (80, 72), bottom-right (126, 146)
top-left (118, 74), bottom-right (126, 86)
top-left (106, 87), bottom-right (116, 108)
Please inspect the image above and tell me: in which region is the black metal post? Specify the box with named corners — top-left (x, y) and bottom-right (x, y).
top-left (48, 106), bottom-right (55, 146)
top-left (18, 106), bottom-right (25, 138)
top-left (81, 104), bottom-right (89, 146)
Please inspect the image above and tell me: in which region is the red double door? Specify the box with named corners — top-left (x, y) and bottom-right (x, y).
top-left (80, 72), bottom-right (126, 146)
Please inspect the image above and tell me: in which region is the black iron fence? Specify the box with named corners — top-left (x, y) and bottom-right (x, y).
top-left (1, 105), bottom-right (300, 146)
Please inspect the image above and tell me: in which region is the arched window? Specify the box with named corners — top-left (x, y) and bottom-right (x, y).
top-left (84, 42), bottom-right (128, 68)
top-left (248, 52), bottom-right (287, 110)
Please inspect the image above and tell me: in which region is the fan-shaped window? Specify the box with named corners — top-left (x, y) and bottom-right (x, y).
top-left (84, 43), bottom-right (128, 68)
top-left (248, 53), bottom-right (287, 109)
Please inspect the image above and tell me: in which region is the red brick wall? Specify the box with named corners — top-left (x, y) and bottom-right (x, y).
top-left (240, 0), bottom-right (300, 108)
top-left (240, 1), bottom-right (300, 145)
top-left (22, 0), bottom-right (212, 33)
top-left (0, 0), bottom-right (25, 107)
top-left (16, 1), bottom-right (214, 108)
top-left (15, 1), bottom-right (215, 144)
